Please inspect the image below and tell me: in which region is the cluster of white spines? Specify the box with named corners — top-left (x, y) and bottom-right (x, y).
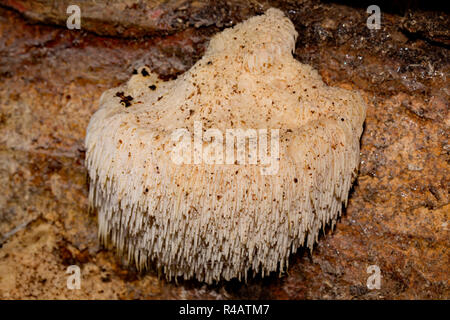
top-left (85, 8), bottom-right (366, 283)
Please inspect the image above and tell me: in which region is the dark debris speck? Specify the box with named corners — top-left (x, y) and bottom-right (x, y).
top-left (115, 91), bottom-right (134, 107)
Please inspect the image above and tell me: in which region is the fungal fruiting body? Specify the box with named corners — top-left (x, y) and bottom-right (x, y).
top-left (85, 8), bottom-right (367, 283)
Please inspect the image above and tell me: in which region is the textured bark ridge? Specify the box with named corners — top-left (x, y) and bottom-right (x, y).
top-left (85, 9), bottom-right (366, 283)
top-left (0, 0), bottom-right (262, 37)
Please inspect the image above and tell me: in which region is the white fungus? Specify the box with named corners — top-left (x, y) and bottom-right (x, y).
top-left (85, 8), bottom-right (367, 283)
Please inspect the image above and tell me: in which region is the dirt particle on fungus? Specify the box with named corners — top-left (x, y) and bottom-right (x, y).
top-left (115, 91), bottom-right (133, 107)
top-left (207, 61), bottom-right (212, 65)
top-left (294, 178), bottom-right (298, 183)
top-left (141, 68), bottom-right (149, 77)
top-left (132, 69), bottom-right (138, 75)
top-left (149, 84), bottom-right (157, 90)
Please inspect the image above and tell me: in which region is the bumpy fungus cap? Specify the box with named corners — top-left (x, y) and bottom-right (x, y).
top-left (85, 8), bottom-right (366, 283)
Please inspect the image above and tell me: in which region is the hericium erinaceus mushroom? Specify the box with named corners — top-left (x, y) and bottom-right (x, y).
top-left (85, 8), bottom-right (367, 283)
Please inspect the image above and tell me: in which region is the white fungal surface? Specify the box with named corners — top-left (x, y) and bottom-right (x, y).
top-left (85, 8), bottom-right (367, 283)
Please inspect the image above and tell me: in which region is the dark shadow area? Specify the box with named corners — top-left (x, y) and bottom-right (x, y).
top-left (323, 0), bottom-right (449, 15)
